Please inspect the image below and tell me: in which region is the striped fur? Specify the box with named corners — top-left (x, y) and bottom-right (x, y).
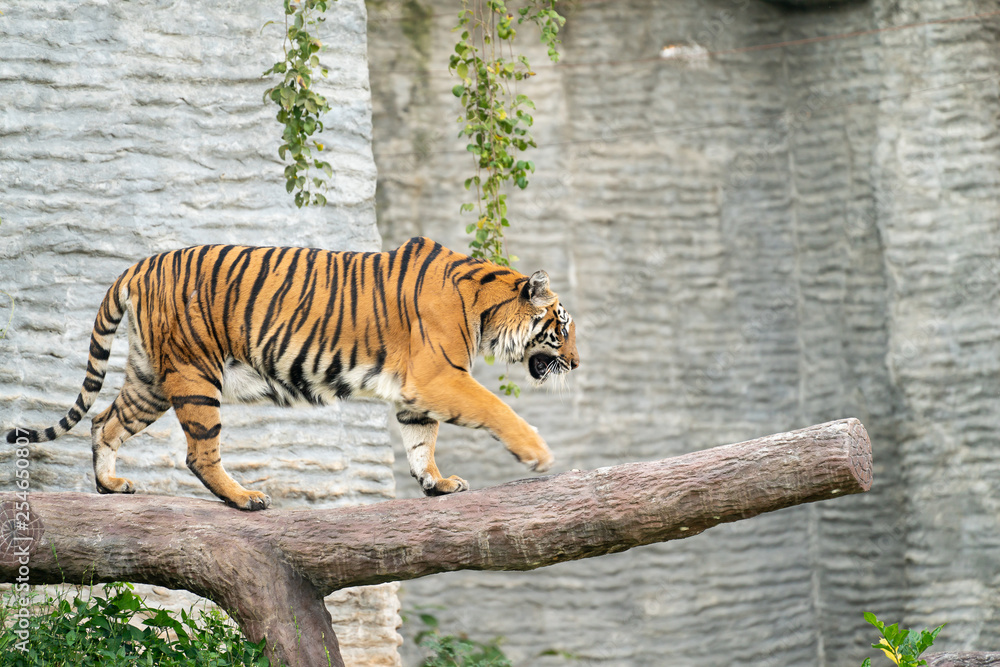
top-left (5, 238), bottom-right (579, 509)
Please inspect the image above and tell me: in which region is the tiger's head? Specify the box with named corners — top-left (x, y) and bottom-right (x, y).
top-left (511, 271), bottom-right (580, 385)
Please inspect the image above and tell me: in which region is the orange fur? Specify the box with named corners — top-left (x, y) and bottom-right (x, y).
top-left (6, 238), bottom-right (579, 509)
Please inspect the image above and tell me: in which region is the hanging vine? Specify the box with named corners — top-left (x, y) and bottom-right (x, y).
top-left (450, 0), bottom-right (565, 267)
top-left (450, 0), bottom-right (564, 397)
top-left (263, 0), bottom-right (335, 208)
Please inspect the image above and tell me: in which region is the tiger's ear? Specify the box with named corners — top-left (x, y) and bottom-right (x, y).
top-left (522, 270), bottom-right (555, 308)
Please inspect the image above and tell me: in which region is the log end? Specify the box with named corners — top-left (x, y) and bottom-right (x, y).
top-left (844, 417), bottom-right (873, 492)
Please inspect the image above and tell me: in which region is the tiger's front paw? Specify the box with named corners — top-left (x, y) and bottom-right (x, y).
top-left (512, 436), bottom-right (554, 473)
top-left (522, 446), bottom-right (554, 473)
top-left (421, 474), bottom-right (470, 497)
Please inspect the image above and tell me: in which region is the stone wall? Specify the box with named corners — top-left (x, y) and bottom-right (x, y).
top-left (0, 1), bottom-right (400, 664)
top-left (367, 0), bottom-right (1000, 665)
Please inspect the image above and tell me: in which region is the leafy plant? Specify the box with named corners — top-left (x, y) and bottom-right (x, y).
top-left (0, 582), bottom-right (270, 666)
top-left (861, 612), bottom-right (945, 667)
top-left (449, 1), bottom-right (564, 398)
top-left (497, 373), bottom-right (520, 398)
top-left (450, 0), bottom-right (565, 267)
top-left (411, 611), bottom-right (511, 667)
top-left (263, 0), bottom-right (336, 208)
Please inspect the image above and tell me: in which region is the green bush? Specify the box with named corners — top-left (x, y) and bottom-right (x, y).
top-left (0, 582), bottom-right (269, 667)
top-left (411, 611), bottom-right (511, 667)
top-left (861, 611), bottom-right (945, 667)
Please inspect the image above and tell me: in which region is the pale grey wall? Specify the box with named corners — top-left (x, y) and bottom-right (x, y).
top-left (0, 1), bottom-right (400, 663)
top-left (367, 0), bottom-right (1000, 665)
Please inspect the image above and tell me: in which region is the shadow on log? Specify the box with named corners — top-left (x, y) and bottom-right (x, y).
top-left (1, 418), bottom-right (872, 666)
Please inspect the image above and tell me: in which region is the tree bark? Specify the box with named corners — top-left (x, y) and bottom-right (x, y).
top-left (1, 418), bottom-right (871, 666)
top-left (926, 654), bottom-right (1000, 667)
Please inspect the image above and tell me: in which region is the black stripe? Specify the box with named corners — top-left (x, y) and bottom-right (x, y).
top-left (349, 254), bottom-right (359, 328)
top-left (327, 265), bottom-right (347, 354)
top-left (180, 421), bottom-right (222, 440)
top-left (396, 411), bottom-right (436, 426)
top-left (414, 241), bottom-right (443, 295)
top-left (44, 427), bottom-right (57, 440)
top-left (223, 249), bottom-right (255, 350)
top-left (440, 347), bottom-right (468, 373)
top-left (386, 247), bottom-right (398, 279)
top-left (413, 242), bottom-right (444, 342)
top-left (171, 395), bottom-right (222, 408)
top-left (395, 239), bottom-right (418, 323)
top-left (288, 319), bottom-right (322, 404)
top-left (9, 429), bottom-right (39, 444)
top-left (362, 347), bottom-right (387, 388)
top-left (94, 321), bottom-right (118, 336)
top-left (271, 250), bottom-right (319, 365)
top-left (83, 377), bottom-right (102, 393)
top-left (257, 247), bottom-right (295, 349)
top-left (194, 244), bottom-right (212, 281)
top-left (246, 247), bottom-right (278, 351)
top-left (201, 373), bottom-right (223, 392)
top-left (479, 297), bottom-right (517, 334)
top-left (372, 253), bottom-right (389, 322)
top-left (123, 386), bottom-right (169, 414)
top-left (313, 254), bottom-right (341, 375)
top-left (479, 269), bottom-right (511, 285)
top-left (212, 245), bottom-right (237, 290)
top-left (324, 351), bottom-right (352, 399)
top-left (182, 247), bottom-right (197, 306)
top-left (89, 337), bottom-right (110, 361)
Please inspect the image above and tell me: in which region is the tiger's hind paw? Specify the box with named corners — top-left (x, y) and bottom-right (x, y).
top-left (96, 476), bottom-right (136, 494)
top-left (421, 475), bottom-right (469, 497)
top-left (226, 490), bottom-right (272, 511)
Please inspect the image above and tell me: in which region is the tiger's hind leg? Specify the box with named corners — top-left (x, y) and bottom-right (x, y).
top-left (91, 376), bottom-right (171, 495)
top-left (395, 407), bottom-right (469, 496)
top-left (164, 370), bottom-right (271, 511)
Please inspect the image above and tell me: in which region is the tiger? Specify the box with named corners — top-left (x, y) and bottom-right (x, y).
top-left (5, 237), bottom-right (579, 510)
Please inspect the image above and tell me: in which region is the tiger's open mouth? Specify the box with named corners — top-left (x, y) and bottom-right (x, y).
top-left (529, 353), bottom-right (556, 381)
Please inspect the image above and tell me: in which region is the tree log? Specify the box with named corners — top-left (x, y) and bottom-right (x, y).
top-left (1, 418), bottom-right (871, 666)
top-left (926, 654), bottom-right (1000, 667)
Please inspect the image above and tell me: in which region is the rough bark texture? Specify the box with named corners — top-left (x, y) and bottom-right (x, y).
top-left (1, 419), bottom-right (870, 666)
top-left (926, 654), bottom-right (1000, 667)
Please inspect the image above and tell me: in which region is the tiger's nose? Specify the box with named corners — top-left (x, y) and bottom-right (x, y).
top-left (570, 357), bottom-right (580, 370)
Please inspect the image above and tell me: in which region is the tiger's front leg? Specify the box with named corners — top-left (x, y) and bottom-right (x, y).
top-left (395, 408), bottom-right (469, 496)
top-left (401, 366), bottom-right (554, 488)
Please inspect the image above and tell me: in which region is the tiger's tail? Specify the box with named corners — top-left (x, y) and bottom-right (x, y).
top-left (6, 275), bottom-right (128, 445)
